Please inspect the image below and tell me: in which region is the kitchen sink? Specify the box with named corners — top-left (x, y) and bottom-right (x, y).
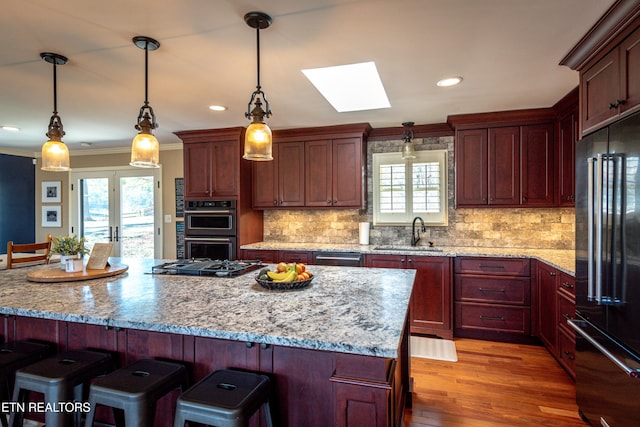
top-left (373, 245), bottom-right (444, 252)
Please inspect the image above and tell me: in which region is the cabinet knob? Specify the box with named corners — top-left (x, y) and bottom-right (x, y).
top-left (561, 282), bottom-right (574, 289)
top-left (327, 200), bottom-right (332, 205)
top-left (549, 271), bottom-right (556, 277)
top-left (333, 200), bottom-right (337, 205)
top-left (245, 342), bottom-right (253, 348)
top-left (260, 343), bottom-right (269, 350)
top-left (407, 259), bottom-right (412, 264)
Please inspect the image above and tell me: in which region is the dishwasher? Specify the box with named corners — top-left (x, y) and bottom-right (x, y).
top-left (312, 251), bottom-right (363, 267)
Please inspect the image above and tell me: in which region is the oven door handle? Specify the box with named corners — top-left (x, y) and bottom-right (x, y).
top-left (184, 210), bottom-right (234, 215)
top-left (184, 237), bottom-right (233, 242)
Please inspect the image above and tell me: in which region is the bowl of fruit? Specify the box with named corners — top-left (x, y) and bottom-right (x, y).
top-left (255, 262), bottom-right (313, 291)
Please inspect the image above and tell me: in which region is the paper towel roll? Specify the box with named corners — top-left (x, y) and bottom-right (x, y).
top-left (359, 222), bottom-right (370, 245)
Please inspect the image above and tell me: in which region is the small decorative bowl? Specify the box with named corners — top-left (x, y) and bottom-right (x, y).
top-left (255, 274), bottom-right (314, 291)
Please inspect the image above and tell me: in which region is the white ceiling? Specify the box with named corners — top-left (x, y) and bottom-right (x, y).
top-left (0, 0), bottom-right (615, 156)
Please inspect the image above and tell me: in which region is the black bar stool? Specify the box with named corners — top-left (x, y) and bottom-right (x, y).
top-left (84, 358), bottom-right (189, 427)
top-left (0, 341), bottom-right (53, 427)
top-left (9, 349), bottom-right (113, 427)
top-left (173, 369), bottom-right (274, 427)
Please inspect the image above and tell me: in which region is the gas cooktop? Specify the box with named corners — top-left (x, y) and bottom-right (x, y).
top-left (151, 259), bottom-right (263, 277)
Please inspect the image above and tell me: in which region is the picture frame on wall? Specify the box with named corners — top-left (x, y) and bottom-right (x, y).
top-left (42, 181), bottom-right (61, 203)
top-left (42, 205), bottom-right (61, 227)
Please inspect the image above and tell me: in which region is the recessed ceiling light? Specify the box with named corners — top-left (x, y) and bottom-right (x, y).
top-left (1, 125), bottom-right (20, 132)
top-left (209, 105), bottom-right (227, 111)
top-left (437, 76), bottom-right (463, 87)
top-left (302, 61), bottom-right (391, 112)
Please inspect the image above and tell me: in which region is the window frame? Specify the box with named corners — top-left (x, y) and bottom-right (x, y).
top-left (373, 150), bottom-right (448, 226)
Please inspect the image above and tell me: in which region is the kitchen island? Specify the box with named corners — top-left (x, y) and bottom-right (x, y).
top-left (0, 258), bottom-right (415, 427)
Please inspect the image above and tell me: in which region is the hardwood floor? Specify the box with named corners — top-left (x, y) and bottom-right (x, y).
top-left (404, 338), bottom-right (587, 427)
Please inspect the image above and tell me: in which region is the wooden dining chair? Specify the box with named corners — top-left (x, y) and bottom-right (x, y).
top-left (6, 234), bottom-right (52, 269)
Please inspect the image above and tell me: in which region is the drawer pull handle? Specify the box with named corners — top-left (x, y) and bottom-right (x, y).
top-left (478, 265), bottom-right (505, 269)
top-left (480, 315), bottom-right (505, 321)
top-left (561, 282), bottom-right (574, 289)
top-left (563, 351), bottom-right (575, 360)
top-left (478, 288), bottom-right (505, 293)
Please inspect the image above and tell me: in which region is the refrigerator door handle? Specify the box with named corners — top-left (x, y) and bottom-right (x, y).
top-left (587, 157), bottom-right (595, 300)
top-left (568, 319), bottom-right (640, 379)
top-left (595, 154), bottom-right (604, 303)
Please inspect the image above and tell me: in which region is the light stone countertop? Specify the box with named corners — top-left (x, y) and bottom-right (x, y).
top-left (0, 258), bottom-right (415, 358)
top-left (241, 242), bottom-right (576, 276)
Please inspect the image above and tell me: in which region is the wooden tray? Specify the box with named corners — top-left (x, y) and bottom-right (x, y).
top-left (27, 264), bottom-right (129, 283)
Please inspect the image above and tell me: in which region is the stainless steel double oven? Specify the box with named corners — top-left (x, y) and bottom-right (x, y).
top-left (184, 200), bottom-right (237, 260)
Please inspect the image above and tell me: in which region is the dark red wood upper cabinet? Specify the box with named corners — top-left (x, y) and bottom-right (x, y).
top-left (331, 137), bottom-right (363, 207)
top-left (580, 25), bottom-right (640, 135)
top-left (305, 139), bottom-right (333, 207)
top-left (455, 128), bottom-right (488, 206)
top-left (277, 141), bottom-right (305, 207)
top-left (177, 128), bottom-right (243, 200)
top-left (520, 123), bottom-right (554, 207)
top-left (557, 110), bottom-right (577, 206)
top-left (488, 126), bottom-right (520, 206)
top-left (252, 150), bottom-right (278, 208)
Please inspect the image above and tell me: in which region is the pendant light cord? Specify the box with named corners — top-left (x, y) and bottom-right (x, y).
top-left (144, 41), bottom-right (150, 106)
top-left (255, 24), bottom-right (261, 91)
top-left (52, 61), bottom-right (58, 114)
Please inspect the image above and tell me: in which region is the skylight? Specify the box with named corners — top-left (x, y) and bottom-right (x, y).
top-left (302, 61), bottom-right (391, 112)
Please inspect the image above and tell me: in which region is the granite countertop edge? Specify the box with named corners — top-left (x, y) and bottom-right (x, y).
top-left (241, 242), bottom-right (576, 276)
top-left (0, 260), bottom-right (414, 359)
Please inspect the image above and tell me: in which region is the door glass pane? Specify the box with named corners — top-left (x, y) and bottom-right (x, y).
top-left (80, 178), bottom-right (110, 254)
top-left (119, 176), bottom-right (155, 258)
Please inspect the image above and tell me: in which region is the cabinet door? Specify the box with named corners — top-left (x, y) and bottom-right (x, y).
top-left (521, 123), bottom-right (554, 206)
top-left (537, 262), bottom-right (558, 354)
top-left (557, 110), bottom-right (577, 206)
top-left (455, 129), bottom-right (488, 206)
top-left (253, 151), bottom-right (278, 208)
top-left (183, 142), bottom-right (212, 199)
top-left (305, 139), bottom-right (332, 207)
top-left (619, 25), bottom-right (640, 116)
top-left (488, 126), bottom-right (520, 205)
top-left (581, 48), bottom-right (620, 133)
top-left (10, 316), bottom-right (64, 348)
top-left (408, 256), bottom-right (452, 338)
top-left (210, 139), bottom-right (239, 197)
top-left (332, 137), bottom-right (363, 207)
top-left (277, 141), bottom-right (305, 207)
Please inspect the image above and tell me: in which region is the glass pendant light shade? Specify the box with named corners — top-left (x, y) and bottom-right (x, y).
top-left (130, 132), bottom-right (159, 167)
top-left (244, 121), bottom-right (273, 161)
top-left (243, 12), bottom-right (274, 161)
top-left (131, 36), bottom-right (160, 168)
top-left (400, 121), bottom-right (417, 160)
top-left (401, 141), bottom-right (416, 159)
top-left (41, 139), bottom-right (70, 171)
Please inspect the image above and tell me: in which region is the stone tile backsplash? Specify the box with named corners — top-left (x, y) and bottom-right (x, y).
top-left (262, 134), bottom-right (576, 250)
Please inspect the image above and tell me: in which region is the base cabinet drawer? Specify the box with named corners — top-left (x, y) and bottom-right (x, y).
top-left (455, 275), bottom-right (531, 305)
top-left (454, 257), bottom-right (530, 276)
top-left (455, 302), bottom-right (531, 335)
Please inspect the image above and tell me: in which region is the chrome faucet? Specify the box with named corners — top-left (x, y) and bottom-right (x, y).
top-left (411, 216), bottom-right (426, 246)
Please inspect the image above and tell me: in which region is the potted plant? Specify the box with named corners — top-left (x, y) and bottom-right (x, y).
top-left (50, 235), bottom-right (89, 270)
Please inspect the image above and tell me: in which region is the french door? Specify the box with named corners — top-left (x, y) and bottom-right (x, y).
top-left (69, 167), bottom-right (162, 258)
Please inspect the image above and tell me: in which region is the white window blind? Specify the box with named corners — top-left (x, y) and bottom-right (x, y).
top-left (373, 150), bottom-right (448, 225)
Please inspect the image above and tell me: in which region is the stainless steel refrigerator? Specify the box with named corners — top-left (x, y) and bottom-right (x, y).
top-left (573, 111), bottom-right (640, 426)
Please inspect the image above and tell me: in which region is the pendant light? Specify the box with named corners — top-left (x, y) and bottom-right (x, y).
top-left (130, 36), bottom-right (161, 168)
top-left (40, 52), bottom-right (70, 172)
top-left (401, 121), bottom-right (416, 160)
top-left (243, 11), bottom-right (273, 161)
